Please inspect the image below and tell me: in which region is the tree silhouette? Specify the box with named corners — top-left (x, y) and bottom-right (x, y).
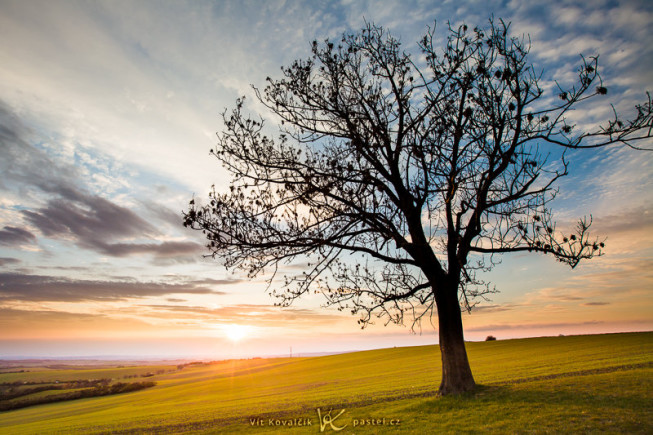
top-left (184, 19), bottom-right (652, 395)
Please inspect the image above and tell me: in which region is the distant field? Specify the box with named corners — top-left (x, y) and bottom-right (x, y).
top-left (0, 332), bottom-right (651, 434)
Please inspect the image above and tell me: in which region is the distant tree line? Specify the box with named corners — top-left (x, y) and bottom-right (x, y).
top-left (0, 380), bottom-right (156, 412)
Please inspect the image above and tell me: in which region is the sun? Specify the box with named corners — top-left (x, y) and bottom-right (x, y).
top-left (222, 324), bottom-right (249, 342)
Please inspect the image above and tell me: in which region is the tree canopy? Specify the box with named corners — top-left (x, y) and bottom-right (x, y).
top-left (184, 19), bottom-right (652, 394)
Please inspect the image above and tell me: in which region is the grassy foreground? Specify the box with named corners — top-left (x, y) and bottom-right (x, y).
top-left (0, 332), bottom-right (651, 434)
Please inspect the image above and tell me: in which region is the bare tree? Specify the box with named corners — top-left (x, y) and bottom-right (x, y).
top-left (184, 19), bottom-right (652, 395)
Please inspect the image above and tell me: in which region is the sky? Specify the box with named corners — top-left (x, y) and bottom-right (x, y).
top-left (0, 0), bottom-right (651, 359)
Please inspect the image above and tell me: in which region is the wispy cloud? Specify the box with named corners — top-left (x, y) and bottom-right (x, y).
top-left (592, 206), bottom-right (653, 237)
top-left (22, 196), bottom-right (153, 244)
top-left (0, 307), bottom-right (168, 340)
top-left (133, 302), bottom-right (347, 326)
top-left (0, 273), bottom-right (231, 302)
top-left (0, 226), bottom-right (36, 247)
top-left (470, 303), bottom-right (526, 313)
top-left (0, 257), bottom-right (20, 266)
top-left (466, 320), bottom-right (604, 333)
top-left (515, 256), bottom-right (653, 324)
top-left (21, 198), bottom-right (203, 259)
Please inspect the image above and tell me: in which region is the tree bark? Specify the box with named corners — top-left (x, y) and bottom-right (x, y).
top-left (436, 284), bottom-right (476, 395)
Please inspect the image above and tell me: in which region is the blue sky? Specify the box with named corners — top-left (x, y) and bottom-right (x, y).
top-left (0, 0), bottom-right (651, 358)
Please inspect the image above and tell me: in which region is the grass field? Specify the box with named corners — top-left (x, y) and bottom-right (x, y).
top-left (0, 332), bottom-right (651, 434)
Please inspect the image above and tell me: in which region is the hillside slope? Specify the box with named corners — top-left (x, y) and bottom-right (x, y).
top-left (1, 332), bottom-right (651, 434)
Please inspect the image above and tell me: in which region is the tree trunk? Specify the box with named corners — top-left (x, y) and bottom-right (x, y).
top-left (436, 284), bottom-right (476, 395)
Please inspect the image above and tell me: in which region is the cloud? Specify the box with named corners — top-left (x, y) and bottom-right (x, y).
top-left (520, 257), bottom-right (653, 314)
top-left (1, 100), bottom-right (205, 260)
top-left (0, 101), bottom-right (81, 201)
top-left (95, 241), bottom-right (204, 258)
top-left (0, 307), bottom-right (170, 340)
top-left (0, 273), bottom-right (229, 302)
top-left (0, 226), bottom-right (36, 247)
top-left (0, 307), bottom-right (102, 322)
top-left (470, 303), bottom-right (524, 313)
top-left (1, 100), bottom-right (146, 231)
top-left (0, 257), bottom-right (20, 266)
top-left (20, 195), bottom-right (203, 259)
top-left (141, 200), bottom-right (185, 228)
top-left (534, 288), bottom-right (585, 302)
top-left (582, 302), bottom-right (610, 306)
top-left (572, 258), bottom-right (653, 290)
top-left (593, 206), bottom-right (653, 236)
top-left (20, 194), bottom-right (205, 260)
top-left (18, 194), bottom-right (204, 260)
top-left (466, 320), bottom-right (604, 333)
top-left (135, 303), bottom-right (345, 326)
top-left (0, 307), bottom-right (108, 339)
top-left (22, 195), bottom-right (153, 242)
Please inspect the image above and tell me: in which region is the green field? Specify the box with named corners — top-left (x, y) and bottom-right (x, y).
top-left (1, 332), bottom-right (651, 434)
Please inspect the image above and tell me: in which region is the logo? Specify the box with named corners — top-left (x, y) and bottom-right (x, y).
top-left (316, 408), bottom-right (347, 432)
top-left (248, 407), bottom-right (400, 431)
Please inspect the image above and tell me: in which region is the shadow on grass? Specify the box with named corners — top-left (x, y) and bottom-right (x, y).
top-left (404, 372), bottom-right (651, 433)
top-left (426, 383), bottom-right (650, 411)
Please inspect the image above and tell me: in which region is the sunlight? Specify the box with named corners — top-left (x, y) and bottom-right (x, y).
top-left (222, 324), bottom-right (249, 342)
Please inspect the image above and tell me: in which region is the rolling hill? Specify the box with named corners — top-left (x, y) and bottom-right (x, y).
top-left (1, 331), bottom-right (651, 433)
